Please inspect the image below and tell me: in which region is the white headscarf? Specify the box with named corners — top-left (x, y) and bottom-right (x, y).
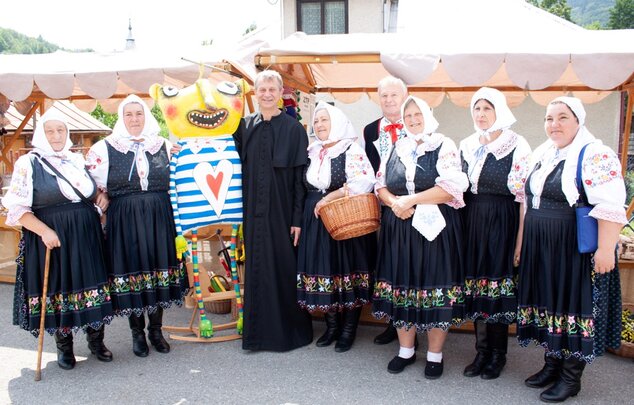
top-left (31, 108), bottom-right (86, 171)
top-left (31, 108), bottom-right (73, 158)
top-left (306, 102), bottom-right (357, 191)
top-left (29, 108), bottom-right (93, 200)
top-left (530, 96), bottom-right (599, 207)
top-left (401, 96), bottom-right (439, 141)
top-left (106, 95), bottom-right (164, 190)
top-left (470, 87), bottom-right (516, 137)
top-left (110, 94), bottom-right (160, 145)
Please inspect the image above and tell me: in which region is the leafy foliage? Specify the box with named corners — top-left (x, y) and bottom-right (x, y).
top-left (527, 0), bottom-right (573, 21)
top-left (0, 27), bottom-right (93, 54)
top-left (0, 28), bottom-right (59, 54)
top-left (609, 0), bottom-right (634, 28)
top-left (569, 0), bottom-right (615, 27)
top-left (90, 103), bottom-right (170, 139)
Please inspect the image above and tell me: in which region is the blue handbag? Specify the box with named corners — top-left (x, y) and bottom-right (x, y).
top-left (575, 143), bottom-right (598, 254)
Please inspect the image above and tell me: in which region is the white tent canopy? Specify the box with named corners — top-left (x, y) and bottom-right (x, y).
top-left (0, 36), bottom-right (266, 112)
top-left (255, 0), bottom-right (634, 107)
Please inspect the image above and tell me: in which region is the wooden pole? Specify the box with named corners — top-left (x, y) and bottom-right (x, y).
top-left (34, 247), bottom-right (51, 381)
top-left (621, 89), bottom-right (633, 176)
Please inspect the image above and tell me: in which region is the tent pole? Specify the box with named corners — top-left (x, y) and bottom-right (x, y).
top-left (1, 100), bottom-right (41, 173)
top-left (621, 89), bottom-right (633, 176)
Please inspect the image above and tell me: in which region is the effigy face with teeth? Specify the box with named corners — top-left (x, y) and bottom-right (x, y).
top-left (150, 78), bottom-right (250, 233)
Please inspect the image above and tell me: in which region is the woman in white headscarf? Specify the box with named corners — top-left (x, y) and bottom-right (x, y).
top-left (4, 108), bottom-right (113, 371)
top-left (87, 95), bottom-right (185, 358)
top-left (371, 96), bottom-right (468, 379)
top-left (296, 101), bottom-right (375, 352)
top-left (459, 87), bottom-right (532, 380)
top-left (517, 96), bottom-right (625, 403)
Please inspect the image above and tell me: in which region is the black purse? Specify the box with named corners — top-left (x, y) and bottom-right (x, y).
top-left (574, 144), bottom-right (598, 254)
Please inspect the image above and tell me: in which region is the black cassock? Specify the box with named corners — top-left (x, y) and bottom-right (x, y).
top-left (235, 112), bottom-right (313, 351)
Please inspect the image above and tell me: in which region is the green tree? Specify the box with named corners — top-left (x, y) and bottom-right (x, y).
top-left (609, 0), bottom-right (634, 28)
top-left (527, 0), bottom-right (574, 21)
top-left (90, 103), bottom-right (169, 139)
top-left (585, 21), bottom-right (603, 29)
top-left (90, 104), bottom-right (118, 128)
top-left (0, 28), bottom-right (59, 54)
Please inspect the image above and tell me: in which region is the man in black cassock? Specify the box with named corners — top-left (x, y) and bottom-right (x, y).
top-left (234, 70), bottom-right (313, 351)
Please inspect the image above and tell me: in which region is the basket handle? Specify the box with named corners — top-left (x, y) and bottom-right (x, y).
top-left (343, 183), bottom-right (349, 198)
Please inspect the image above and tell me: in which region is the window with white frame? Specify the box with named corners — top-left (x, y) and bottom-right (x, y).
top-left (297, 0), bottom-right (348, 34)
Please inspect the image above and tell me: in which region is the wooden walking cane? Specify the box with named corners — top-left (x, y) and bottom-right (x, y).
top-left (34, 247), bottom-right (51, 382)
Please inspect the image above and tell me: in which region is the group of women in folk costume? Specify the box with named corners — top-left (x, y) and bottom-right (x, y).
top-left (6, 95), bottom-right (186, 370)
top-left (6, 73), bottom-right (625, 404)
top-left (295, 80), bottom-right (625, 403)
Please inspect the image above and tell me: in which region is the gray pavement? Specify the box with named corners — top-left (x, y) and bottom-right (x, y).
top-left (0, 282), bottom-right (632, 405)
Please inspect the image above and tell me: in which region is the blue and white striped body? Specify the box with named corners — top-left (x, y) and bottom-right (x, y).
top-left (170, 135), bottom-right (242, 234)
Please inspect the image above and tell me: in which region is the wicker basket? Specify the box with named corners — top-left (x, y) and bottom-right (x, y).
top-left (318, 190), bottom-right (380, 241)
top-left (203, 275), bottom-right (232, 314)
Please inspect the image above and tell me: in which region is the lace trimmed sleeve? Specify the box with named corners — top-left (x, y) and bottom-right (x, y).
top-left (507, 136), bottom-right (532, 203)
top-left (582, 144), bottom-right (627, 224)
top-left (86, 140), bottom-right (110, 190)
top-left (435, 138), bottom-right (469, 209)
top-left (2, 155), bottom-right (35, 226)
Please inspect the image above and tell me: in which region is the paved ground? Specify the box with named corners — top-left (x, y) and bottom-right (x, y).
top-left (0, 282), bottom-right (632, 405)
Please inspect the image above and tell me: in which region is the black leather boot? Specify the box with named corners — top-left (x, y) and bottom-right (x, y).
top-left (481, 323), bottom-right (508, 380)
top-left (335, 307), bottom-right (362, 352)
top-left (374, 321), bottom-right (397, 345)
top-left (525, 354), bottom-right (562, 388)
top-left (86, 325), bottom-right (113, 362)
top-left (147, 308), bottom-right (170, 354)
top-left (463, 319), bottom-right (491, 377)
top-left (539, 357), bottom-right (586, 403)
top-left (54, 331), bottom-right (76, 370)
top-left (129, 314), bottom-right (149, 357)
top-left (316, 311), bottom-right (341, 347)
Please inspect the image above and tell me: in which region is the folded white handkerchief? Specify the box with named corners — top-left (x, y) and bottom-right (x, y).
top-left (412, 204), bottom-right (446, 241)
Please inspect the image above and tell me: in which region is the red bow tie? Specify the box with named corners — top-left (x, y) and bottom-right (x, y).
top-left (384, 123), bottom-right (403, 144)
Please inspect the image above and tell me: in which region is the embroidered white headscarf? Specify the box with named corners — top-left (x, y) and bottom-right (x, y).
top-left (401, 96), bottom-right (439, 141)
top-left (470, 87), bottom-right (516, 136)
top-left (110, 95), bottom-right (160, 146)
top-left (306, 102), bottom-right (357, 191)
top-left (106, 95), bottom-right (164, 190)
top-left (31, 108), bottom-right (73, 158)
top-left (530, 96), bottom-right (599, 207)
top-left (29, 107), bottom-right (94, 200)
top-left (462, 88), bottom-right (519, 193)
top-left (31, 108), bottom-right (86, 171)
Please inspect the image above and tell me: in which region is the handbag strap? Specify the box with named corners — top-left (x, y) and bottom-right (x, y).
top-left (575, 143), bottom-right (592, 207)
top-left (32, 152), bottom-right (97, 211)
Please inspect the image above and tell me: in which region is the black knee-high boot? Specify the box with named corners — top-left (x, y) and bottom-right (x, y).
top-left (128, 314), bottom-right (149, 357)
top-left (86, 325), bottom-right (113, 362)
top-left (481, 322), bottom-right (508, 380)
top-left (335, 307), bottom-right (362, 352)
top-left (463, 319), bottom-right (491, 377)
top-left (539, 357), bottom-right (586, 403)
top-left (525, 354), bottom-right (562, 388)
top-left (54, 331), bottom-right (76, 370)
top-left (374, 321), bottom-right (397, 345)
top-left (147, 307), bottom-right (170, 353)
top-left (316, 311), bottom-right (341, 347)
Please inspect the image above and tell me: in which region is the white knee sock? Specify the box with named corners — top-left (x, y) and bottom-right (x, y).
top-left (427, 351), bottom-right (443, 363)
top-left (399, 346), bottom-right (415, 359)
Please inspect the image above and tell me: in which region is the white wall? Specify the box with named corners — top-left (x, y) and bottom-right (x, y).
top-left (313, 92), bottom-right (622, 152)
